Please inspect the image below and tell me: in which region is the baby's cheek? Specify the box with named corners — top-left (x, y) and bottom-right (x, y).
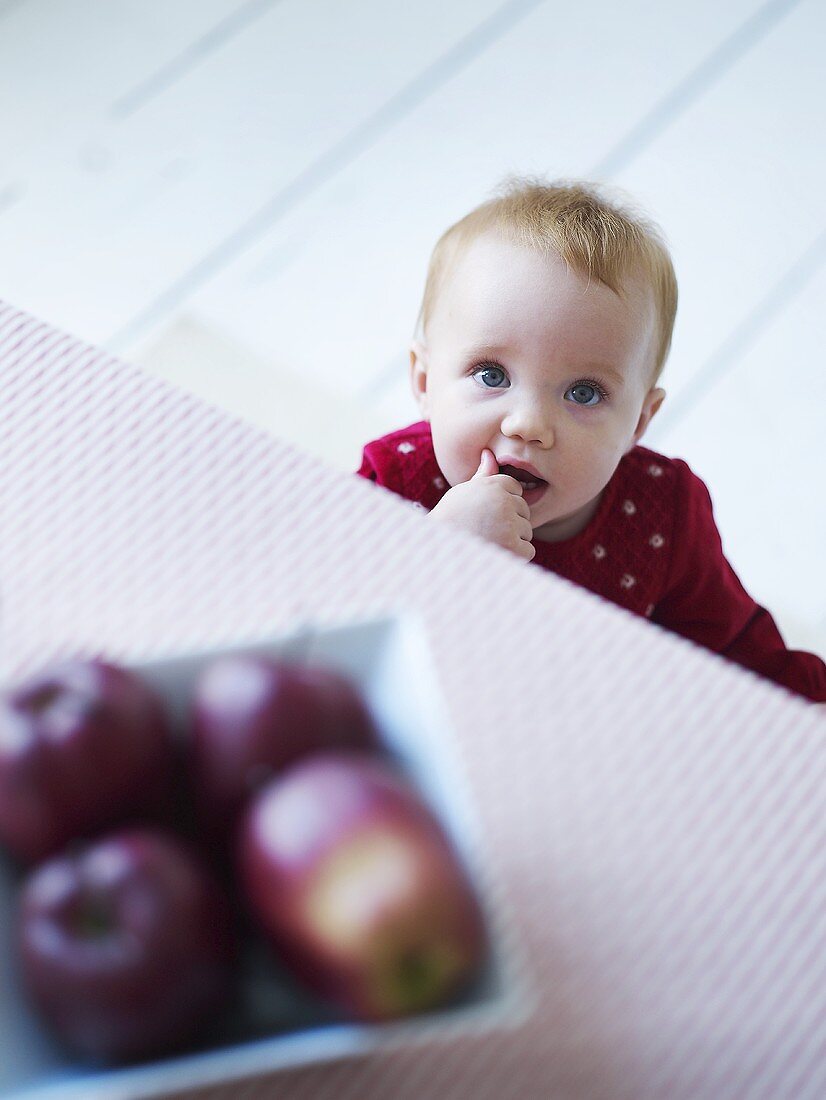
top-left (457, 432), bottom-right (494, 481)
top-left (569, 454), bottom-right (623, 510)
top-left (454, 450), bottom-right (484, 485)
top-left (432, 438), bottom-right (472, 487)
top-left (430, 405), bottom-right (490, 485)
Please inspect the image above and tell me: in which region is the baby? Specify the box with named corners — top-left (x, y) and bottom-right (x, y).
top-left (357, 178), bottom-right (826, 705)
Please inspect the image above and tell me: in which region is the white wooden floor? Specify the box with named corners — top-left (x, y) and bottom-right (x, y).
top-left (2, 0), bottom-right (824, 657)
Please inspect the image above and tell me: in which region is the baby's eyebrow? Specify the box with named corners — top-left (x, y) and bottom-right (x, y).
top-left (463, 343), bottom-right (509, 358)
top-left (579, 363), bottom-right (626, 387)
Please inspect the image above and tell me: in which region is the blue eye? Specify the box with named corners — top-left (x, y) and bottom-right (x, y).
top-left (566, 380), bottom-right (607, 406)
top-left (472, 364), bottom-right (509, 388)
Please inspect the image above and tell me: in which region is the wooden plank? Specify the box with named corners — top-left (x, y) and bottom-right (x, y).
top-left (0, 0), bottom-right (244, 162)
top-left (615, 0), bottom-right (825, 408)
top-left (0, 0), bottom-right (514, 343)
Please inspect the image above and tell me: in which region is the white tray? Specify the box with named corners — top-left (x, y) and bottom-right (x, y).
top-left (0, 614), bottom-right (529, 1099)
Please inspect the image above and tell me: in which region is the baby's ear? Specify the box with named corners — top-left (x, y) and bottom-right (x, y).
top-left (409, 340), bottom-right (430, 419)
top-left (628, 386), bottom-right (666, 450)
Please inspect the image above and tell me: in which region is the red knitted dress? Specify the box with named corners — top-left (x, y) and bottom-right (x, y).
top-left (358, 421), bottom-right (826, 703)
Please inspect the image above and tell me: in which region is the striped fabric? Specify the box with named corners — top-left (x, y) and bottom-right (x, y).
top-left (1, 300), bottom-right (824, 1100)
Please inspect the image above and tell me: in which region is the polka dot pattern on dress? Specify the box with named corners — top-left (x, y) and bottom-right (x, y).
top-left (397, 442), bottom-right (415, 455)
top-left (523, 445), bottom-right (678, 623)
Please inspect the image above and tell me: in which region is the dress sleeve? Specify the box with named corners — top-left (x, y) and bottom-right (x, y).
top-left (355, 426), bottom-right (447, 512)
top-left (652, 462), bottom-right (826, 703)
top-left (356, 439), bottom-right (398, 487)
top-left (356, 447), bottom-right (379, 482)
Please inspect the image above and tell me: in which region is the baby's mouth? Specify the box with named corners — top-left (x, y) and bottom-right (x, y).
top-left (498, 464), bottom-right (548, 492)
top-left (498, 464), bottom-right (549, 507)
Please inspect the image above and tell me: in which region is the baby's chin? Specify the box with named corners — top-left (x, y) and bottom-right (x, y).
top-left (532, 490), bottom-right (605, 543)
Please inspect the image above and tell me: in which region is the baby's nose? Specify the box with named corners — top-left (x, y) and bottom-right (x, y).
top-left (501, 404), bottom-right (554, 446)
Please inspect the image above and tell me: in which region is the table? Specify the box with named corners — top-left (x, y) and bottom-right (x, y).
top-left (1, 300), bottom-right (824, 1099)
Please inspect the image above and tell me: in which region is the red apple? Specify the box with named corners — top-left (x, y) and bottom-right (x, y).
top-left (16, 829), bottom-right (236, 1063)
top-left (0, 660), bottom-right (176, 865)
top-left (190, 655), bottom-right (379, 832)
top-left (236, 752), bottom-right (487, 1021)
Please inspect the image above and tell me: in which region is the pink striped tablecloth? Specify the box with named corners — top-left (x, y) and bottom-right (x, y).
top-left (1, 300), bottom-right (824, 1100)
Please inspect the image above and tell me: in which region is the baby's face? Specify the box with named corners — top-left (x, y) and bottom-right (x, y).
top-left (411, 233), bottom-right (666, 542)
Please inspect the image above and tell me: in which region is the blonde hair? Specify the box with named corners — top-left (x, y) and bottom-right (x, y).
top-left (417, 177), bottom-right (678, 383)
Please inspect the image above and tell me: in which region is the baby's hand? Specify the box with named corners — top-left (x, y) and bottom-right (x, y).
top-left (429, 449), bottom-right (535, 562)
